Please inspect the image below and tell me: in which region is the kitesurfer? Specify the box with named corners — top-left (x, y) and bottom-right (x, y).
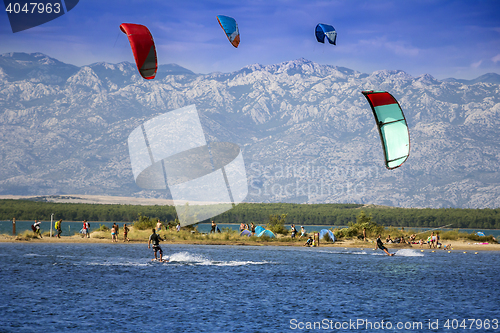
top-left (148, 229), bottom-right (165, 261)
top-left (376, 234), bottom-right (394, 256)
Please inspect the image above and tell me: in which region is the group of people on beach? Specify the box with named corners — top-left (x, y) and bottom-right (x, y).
top-left (378, 230), bottom-right (455, 254)
top-left (110, 222), bottom-right (130, 242)
top-left (239, 222), bottom-right (256, 235)
top-left (384, 234), bottom-right (415, 245)
top-left (29, 218), bottom-right (183, 245)
top-left (384, 231), bottom-right (449, 249)
top-left (290, 224), bottom-right (306, 239)
top-left (156, 219), bottom-right (181, 233)
top-left (30, 219), bottom-right (63, 238)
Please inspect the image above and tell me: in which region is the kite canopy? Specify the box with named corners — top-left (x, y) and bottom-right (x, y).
top-left (120, 23), bottom-right (157, 80)
top-left (315, 24), bottom-right (337, 45)
top-left (362, 91), bottom-right (410, 169)
top-left (216, 15), bottom-right (240, 48)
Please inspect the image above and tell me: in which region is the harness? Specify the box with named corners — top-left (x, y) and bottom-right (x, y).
top-left (151, 233), bottom-right (159, 246)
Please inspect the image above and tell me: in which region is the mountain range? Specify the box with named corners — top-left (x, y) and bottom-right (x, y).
top-left (1, 52), bottom-right (499, 208)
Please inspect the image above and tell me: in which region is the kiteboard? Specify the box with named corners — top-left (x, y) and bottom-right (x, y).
top-left (151, 258), bottom-right (169, 263)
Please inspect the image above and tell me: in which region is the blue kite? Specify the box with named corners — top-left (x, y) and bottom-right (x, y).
top-left (315, 23), bottom-right (337, 45)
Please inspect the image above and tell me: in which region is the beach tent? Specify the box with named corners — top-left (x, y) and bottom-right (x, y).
top-left (319, 229), bottom-right (336, 243)
top-left (476, 231), bottom-right (485, 237)
top-left (240, 230), bottom-right (251, 237)
top-left (255, 226), bottom-right (265, 235)
top-left (257, 229), bottom-right (276, 238)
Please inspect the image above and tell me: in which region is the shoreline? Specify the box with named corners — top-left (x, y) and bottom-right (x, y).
top-left (1, 234), bottom-right (499, 252)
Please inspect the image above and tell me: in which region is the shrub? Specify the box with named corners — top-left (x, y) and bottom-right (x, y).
top-left (15, 230), bottom-right (39, 240)
top-left (266, 214), bottom-right (289, 235)
top-left (132, 215), bottom-right (157, 230)
top-left (97, 224), bottom-right (109, 231)
top-left (334, 211), bottom-right (384, 239)
top-left (221, 227), bottom-right (237, 234)
top-left (322, 233), bottom-right (332, 242)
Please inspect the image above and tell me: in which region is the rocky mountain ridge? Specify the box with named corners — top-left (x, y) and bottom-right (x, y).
top-left (1, 52), bottom-right (499, 208)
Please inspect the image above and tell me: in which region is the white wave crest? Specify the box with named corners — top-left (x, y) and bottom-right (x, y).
top-left (168, 251), bottom-right (272, 266)
top-left (394, 249), bottom-right (424, 257)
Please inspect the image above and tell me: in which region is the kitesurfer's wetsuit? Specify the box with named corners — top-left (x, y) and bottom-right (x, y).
top-left (149, 233), bottom-right (163, 256)
top-left (376, 237), bottom-right (388, 251)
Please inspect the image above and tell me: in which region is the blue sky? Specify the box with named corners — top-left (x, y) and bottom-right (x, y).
top-left (1, 0), bottom-right (499, 79)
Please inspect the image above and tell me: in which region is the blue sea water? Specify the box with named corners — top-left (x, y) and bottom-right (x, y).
top-left (0, 243), bottom-right (499, 332)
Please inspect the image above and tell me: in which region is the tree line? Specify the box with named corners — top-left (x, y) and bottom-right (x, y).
top-left (1, 199), bottom-right (499, 229)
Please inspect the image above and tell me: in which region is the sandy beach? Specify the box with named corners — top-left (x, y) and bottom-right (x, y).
top-left (1, 232), bottom-right (499, 252)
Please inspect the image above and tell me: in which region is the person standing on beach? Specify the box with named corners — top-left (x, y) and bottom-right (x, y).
top-left (148, 229), bottom-right (165, 261)
top-left (123, 223), bottom-right (130, 242)
top-left (33, 220), bottom-right (42, 238)
top-left (291, 224), bottom-right (297, 238)
top-left (430, 232), bottom-right (436, 248)
top-left (251, 223), bottom-right (256, 236)
top-left (82, 220), bottom-right (90, 238)
top-left (55, 219), bottom-right (62, 238)
top-left (376, 234), bottom-right (394, 256)
top-left (85, 220), bottom-right (90, 238)
top-left (156, 219), bottom-right (162, 233)
top-left (210, 220), bottom-right (216, 233)
top-left (111, 225), bottom-right (117, 242)
top-left (362, 228), bottom-right (367, 241)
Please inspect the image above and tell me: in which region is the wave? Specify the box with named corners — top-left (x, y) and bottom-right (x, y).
top-left (87, 260), bottom-right (150, 267)
top-left (394, 249), bottom-right (424, 257)
top-left (24, 253), bottom-right (48, 257)
top-left (167, 251), bottom-right (273, 266)
top-left (316, 248), bottom-right (424, 257)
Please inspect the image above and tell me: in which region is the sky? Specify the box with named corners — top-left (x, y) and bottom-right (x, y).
top-left (0, 0), bottom-right (499, 79)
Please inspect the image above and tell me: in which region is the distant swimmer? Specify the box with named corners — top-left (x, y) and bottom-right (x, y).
top-left (148, 229), bottom-right (166, 262)
top-left (376, 234), bottom-right (394, 256)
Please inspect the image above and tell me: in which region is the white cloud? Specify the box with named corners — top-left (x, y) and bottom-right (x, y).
top-left (471, 60), bottom-right (482, 68)
top-left (492, 54), bottom-right (500, 63)
top-left (357, 37), bottom-right (420, 57)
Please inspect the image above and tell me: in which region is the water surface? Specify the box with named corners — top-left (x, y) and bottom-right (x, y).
top-left (0, 243), bottom-right (499, 332)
